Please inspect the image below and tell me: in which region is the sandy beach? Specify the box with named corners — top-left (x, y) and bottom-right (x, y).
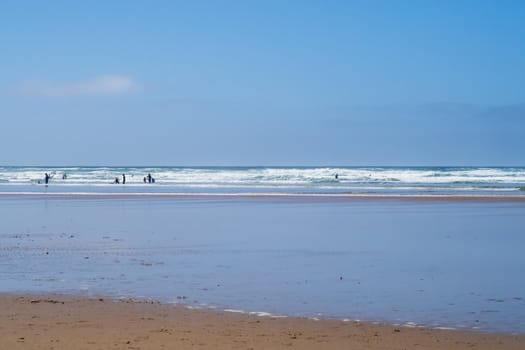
top-left (1, 195), bottom-right (525, 333)
top-left (1, 294), bottom-right (523, 350)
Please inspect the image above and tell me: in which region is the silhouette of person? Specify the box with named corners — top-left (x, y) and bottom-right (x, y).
top-left (114, 177), bottom-right (120, 184)
top-left (147, 173), bottom-right (152, 184)
top-left (122, 174), bottom-right (126, 184)
top-left (44, 173), bottom-right (54, 185)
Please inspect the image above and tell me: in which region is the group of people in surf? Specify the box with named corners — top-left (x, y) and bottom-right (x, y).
top-left (143, 173), bottom-right (155, 184)
top-left (41, 172), bottom-right (156, 185)
top-left (113, 174), bottom-right (126, 184)
top-left (113, 173), bottom-right (155, 184)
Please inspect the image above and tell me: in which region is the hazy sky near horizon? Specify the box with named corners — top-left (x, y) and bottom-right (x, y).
top-left (1, 1), bottom-right (524, 166)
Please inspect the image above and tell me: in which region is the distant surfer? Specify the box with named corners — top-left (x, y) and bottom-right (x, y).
top-left (147, 173), bottom-right (152, 183)
top-left (335, 173), bottom-right (339, 180)
top-left (122, 174), bottom-right (126, 184)
top-left (143, 176), bottom-right (147, 183)
top-left (114, 177), bottom-right (120, 184)
top-left (62, 173), bottom-right (67, 180)
top-left (44, 172), bottom-right (54, 185)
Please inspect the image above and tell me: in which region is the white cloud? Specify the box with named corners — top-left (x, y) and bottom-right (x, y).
top-left (15, 75), bottom-right (141, 97)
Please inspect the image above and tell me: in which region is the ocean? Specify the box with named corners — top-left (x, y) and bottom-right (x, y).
top-left (1, 166), bottom-right (524, 334)
top-left (0, 166), bottom-right (524, 196)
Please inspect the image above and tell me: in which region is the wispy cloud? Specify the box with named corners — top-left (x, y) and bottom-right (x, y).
top-left (14, 75), bottom-right (141, 97)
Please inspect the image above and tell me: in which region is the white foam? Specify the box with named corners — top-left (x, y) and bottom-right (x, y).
top-left (402, 322), bottom-right (418, 328)
top-left (249, 311), bottom-right (273, 317)
top-left (1, 166), bottom-right (524, 195)
top-left (223, 308), bottom-right (244, 313)
top-left (434, 326), bottom-right (456, 330)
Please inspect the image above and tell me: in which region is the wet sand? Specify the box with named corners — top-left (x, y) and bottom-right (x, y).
top-left (2, 196), bottom-right (525, 332)
top-left (1, 294), bottom-right (523, 350)
top-left (1, 191), bottom-right (525, 202)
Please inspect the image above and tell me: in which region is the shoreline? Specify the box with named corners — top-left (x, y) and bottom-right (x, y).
top-left (1, 191), bottom-right (525, 202)
top-left (1, 294), bottom-right (524, 350)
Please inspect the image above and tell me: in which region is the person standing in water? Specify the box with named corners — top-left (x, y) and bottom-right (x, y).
top-left (122, 174), bottom-right (126, 184)
top-left (44, 172), bottom-right (53, 185)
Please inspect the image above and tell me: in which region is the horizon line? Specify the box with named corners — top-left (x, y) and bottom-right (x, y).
top-left (1, 164), bottom-right (524, 168)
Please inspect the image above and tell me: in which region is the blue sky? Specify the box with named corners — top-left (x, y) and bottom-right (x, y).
top-left (1, 0), bottom-right (524, 166)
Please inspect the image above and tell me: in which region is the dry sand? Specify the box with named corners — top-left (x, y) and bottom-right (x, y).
top-left (0, 295), bottom-right (523, 349)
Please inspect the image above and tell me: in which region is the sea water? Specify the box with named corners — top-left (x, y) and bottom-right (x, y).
top-left (0, 166), bottom-right (524, 196)
top-left (0, 195), bottom-right (524, 333)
